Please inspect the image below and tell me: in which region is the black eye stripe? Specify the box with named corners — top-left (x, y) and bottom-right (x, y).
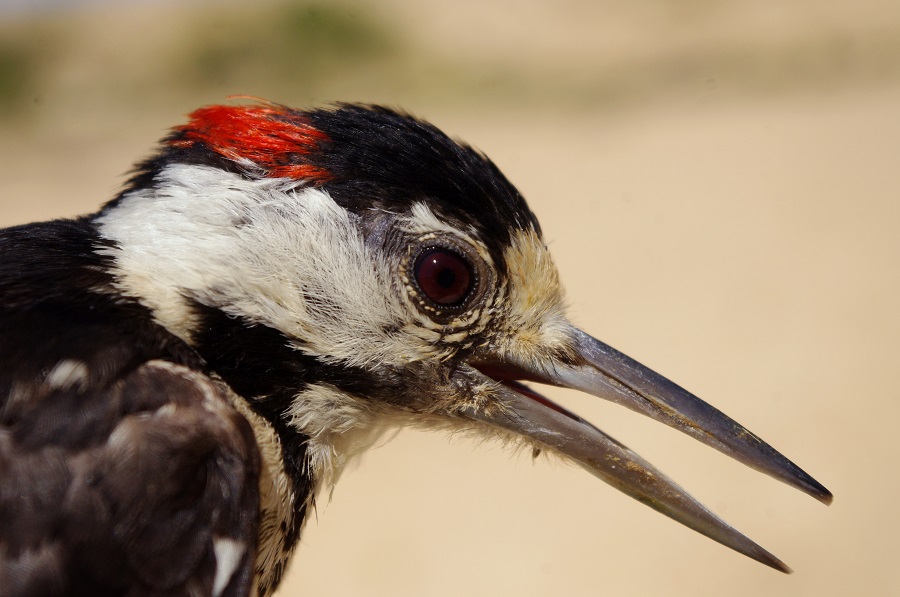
top-left (413, 248), bottom-right (473, 307)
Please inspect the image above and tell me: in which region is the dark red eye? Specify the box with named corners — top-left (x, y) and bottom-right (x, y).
top-left (414, 248), bottom-right (473, 307)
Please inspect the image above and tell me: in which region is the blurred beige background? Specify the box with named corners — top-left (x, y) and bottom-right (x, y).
top-left (1, 0), bottom-right (898, 595)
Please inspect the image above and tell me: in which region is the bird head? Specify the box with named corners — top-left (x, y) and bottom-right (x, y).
top-left (95, 103), bottom-right (829, 572)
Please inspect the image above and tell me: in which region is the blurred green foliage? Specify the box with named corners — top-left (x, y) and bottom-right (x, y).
top-left (0, 40), bottom-right (35, 110)
top-left (184, 3), bottom-right (396, 96)
top-left (0, 0), bottom-right (897, 126)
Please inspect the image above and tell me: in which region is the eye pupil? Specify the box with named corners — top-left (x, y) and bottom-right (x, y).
top-left (436, 268), bottom-right (456, 289)
top-left (414, 248), bottom-right (473, 307)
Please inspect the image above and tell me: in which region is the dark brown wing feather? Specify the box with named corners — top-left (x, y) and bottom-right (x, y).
top-left (0, 358), bottom-right (260, 597)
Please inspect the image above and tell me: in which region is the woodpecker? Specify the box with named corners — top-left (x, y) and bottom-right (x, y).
top-left (0, 103), bottom-right (830, 596)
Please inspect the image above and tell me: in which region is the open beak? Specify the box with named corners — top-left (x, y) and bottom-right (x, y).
top-left (463, 327), bottom-right (831, 573)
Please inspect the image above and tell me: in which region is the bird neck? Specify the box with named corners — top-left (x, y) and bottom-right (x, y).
top-left (185, 303), bottom-right (318, 589)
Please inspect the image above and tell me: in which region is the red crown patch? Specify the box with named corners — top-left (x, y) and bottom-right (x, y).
top-left (171, 104), bottom-right (332, 182)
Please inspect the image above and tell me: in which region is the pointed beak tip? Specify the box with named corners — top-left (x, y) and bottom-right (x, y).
top-left (748, 544), bottom-right (792, 574)
top-left (796, 475), bottom-right (832, 506)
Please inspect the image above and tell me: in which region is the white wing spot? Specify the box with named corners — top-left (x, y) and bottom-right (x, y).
top-left (45, 359), bottom-right (89, 391)
top-left (213, 536), bottom-right (246, 597)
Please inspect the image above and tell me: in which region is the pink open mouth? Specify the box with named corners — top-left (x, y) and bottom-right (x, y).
top-left (471, 362), bottom-right (585, 423)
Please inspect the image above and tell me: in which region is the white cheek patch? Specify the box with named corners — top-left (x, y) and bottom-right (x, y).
top-left (96, 164), bottom-right (442, 369)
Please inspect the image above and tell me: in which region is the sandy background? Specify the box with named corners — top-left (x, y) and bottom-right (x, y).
top-left (1, 1), bottom-right (898, 595)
